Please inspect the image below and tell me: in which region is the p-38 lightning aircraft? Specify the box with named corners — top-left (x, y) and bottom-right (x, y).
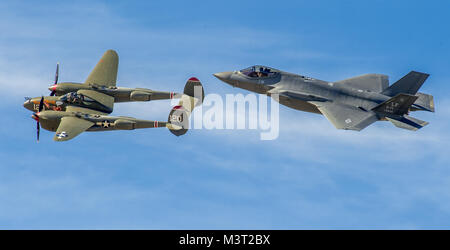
top-left (24, 77), bottom-right (203, 141)
top-left (214, 66), bottom-right (434, 131)
top-left (24, 49), bottom-right (184, 112)
top-left (23, 50), bottom-right (204, 141)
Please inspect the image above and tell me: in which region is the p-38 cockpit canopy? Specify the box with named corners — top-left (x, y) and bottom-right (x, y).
top-left (59, 92), bottom-right (95, 105)
top-left (239, 65), bottom-right (280, 78)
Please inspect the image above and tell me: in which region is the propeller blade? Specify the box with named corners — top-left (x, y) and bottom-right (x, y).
top-left (54, 62), bottom-right (59, 85)
top-left (38, 96), bottom-right (44, 112)
top-left (49, 63), bottom-right (59, 96)
top-left (37, 120), bottom-right (40, 142)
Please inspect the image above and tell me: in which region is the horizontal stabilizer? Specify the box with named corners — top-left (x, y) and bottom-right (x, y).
top-left (412, 92), bottom-right (435, 112)
top-left (386, 115), bottom-right (428, 131)
top-left (335, 74), bottom-right (389, 92)
top-left (372, 93), bottom-right (418, 116)
top-left (382, 71), bottom-right (429, 96)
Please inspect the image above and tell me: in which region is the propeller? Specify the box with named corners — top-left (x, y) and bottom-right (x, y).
top-left (32, 96), bottom-right (44, 142)
top-left (36, 116), bottom-right (40, 142)
top-left (50, 63), bottom-right (59, 96)
top-left (38, 96), bottom-right (44, 112)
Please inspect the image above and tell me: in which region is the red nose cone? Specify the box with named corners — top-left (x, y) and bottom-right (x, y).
top-left (188, 77), bottom-right (200, 82)
top-left (49, 85), bottom-right (57, 92)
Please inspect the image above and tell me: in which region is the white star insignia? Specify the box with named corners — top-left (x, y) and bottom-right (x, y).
top-left (102, 120), bottom-right (110, 128)
top-left (56, 131), bottom-right (68, 138)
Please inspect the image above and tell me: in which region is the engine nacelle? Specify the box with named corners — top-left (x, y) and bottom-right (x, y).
top-left (114, 119), bottom-right (136, 130)
top-left (130, 91), bottom-right (151, 101)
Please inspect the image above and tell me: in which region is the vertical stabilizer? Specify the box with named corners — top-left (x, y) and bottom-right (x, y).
top-left (167, 77), bottom-right (204, 136)
top-left (372, 93), bottom-right (418, 116)
top-left (84, 50), bottom-right (119, 87)
top-left (382, 71), bottom-right (429, 96)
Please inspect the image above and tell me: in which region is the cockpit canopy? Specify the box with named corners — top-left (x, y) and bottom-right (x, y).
top-left (59, 92), bottom-right (95, 105)
top-left (240, 65), bottom-right (280, 78)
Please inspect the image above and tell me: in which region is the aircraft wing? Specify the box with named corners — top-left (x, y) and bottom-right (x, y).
top-left (77, 89), bottom-right (114, 113)
top-left (53, 116), bottom-right (94, 142)
top-left (268, 88), bottom-right (328, 102)
top-left (84, 50), bottom-right (118, 87)
top-left (65, 106), bottom-right (108, 115)
top-left (310, 101), bottom-right (379, 131)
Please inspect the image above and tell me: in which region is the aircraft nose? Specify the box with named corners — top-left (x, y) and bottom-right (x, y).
top-left (48, 85), bottom-right (57, 92)
top-left (23, 99), bottom-right (33, 111)
top-left (213, 71), bottom-right (233, 81)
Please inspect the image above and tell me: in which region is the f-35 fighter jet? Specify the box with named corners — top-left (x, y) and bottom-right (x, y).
top-left (214, 66), bottom-right (434, 131)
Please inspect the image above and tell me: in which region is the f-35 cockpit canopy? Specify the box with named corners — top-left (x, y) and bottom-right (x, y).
top-left (240, 65), bottom-right (280, 78)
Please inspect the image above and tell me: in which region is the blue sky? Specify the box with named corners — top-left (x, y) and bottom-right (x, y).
top-left (1, 0), bottom-right (450, 229)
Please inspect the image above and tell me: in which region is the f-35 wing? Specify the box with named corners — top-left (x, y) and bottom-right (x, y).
top-left (53, 116), bottom-right (94, 141)
top-left (309, 101), bottom-right (378, 131)
top-left (268, 88), bottom-right (328, 102)
top-left (84, 50), bottom-right (118, 87)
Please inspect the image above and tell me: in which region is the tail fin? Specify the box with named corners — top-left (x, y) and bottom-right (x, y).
top-left (167, 77), bottom-right (204, 136)
top-left (167, 106), bottom-right (190, 136)
top-left (183, 77), bottom-right (205, 105)
top-left (382, 71), bottom-right (429, 96)
top-left (372, 93), bottom-right (418, 116)
top-left (84, 50), bottom-right (118, 87)
top-left (386, 115), bottom-right (429, 131)
top-left (411, 92), bottom-right (435, 112)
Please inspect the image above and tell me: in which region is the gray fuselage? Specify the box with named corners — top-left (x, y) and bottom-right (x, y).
top-left (216, 70), bottom-right (392, 115)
